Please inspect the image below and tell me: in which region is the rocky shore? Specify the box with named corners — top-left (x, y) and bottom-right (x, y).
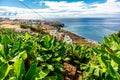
top-left (41, 24), bottom-right (96, 46)
top-left (61, 29), bottom-right (96, 46)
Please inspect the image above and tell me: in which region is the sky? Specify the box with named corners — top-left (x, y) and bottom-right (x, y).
top-left (0, 0), bottom-right (120, 19)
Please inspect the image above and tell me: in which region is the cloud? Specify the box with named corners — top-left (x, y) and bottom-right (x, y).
top-left (89, 0), bottom-right (120, 15)
top-left (107, 0), bottom-right (117, 3)
top-left (19, 0), bottom-right (24, 2)
top-left (0, 0), bottom-right (120, 19)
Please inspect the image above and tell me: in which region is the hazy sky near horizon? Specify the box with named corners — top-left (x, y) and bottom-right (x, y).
top-left (0, 0), bottom-right (120, 19)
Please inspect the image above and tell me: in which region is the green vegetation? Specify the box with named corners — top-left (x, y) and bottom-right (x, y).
top-left (30, 27), bottom-right (43, 32)
top-left (83, 34), bottom-right (120, 79)
top-left (20, 24), bottom-right (31, 29)
top-left (46, 21), bottom-right (64, 28)
top-left (116, 30), bottom-right (120, 38)
top-left (1, 28), bottom-right (120, 80)
top-left (20, 23), bottom-right (43, 33)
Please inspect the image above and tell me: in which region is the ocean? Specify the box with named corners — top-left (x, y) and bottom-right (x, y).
top-left (50, 18), bottom-right (120, 42)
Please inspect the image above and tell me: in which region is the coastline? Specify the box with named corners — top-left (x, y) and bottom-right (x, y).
top-left (0, 19), bottom-right (96, 46)
top-left (61, 28), bottom-right (96, 46)
top-left (41, 24), bottom-right (96, 46)
top-left (63, 28), bottom-right (97, 42)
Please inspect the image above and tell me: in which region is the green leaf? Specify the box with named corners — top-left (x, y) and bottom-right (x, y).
top-left (54, 63), bottom-right (64, 72)
top-left (101, 55), bottom-right (108, 68)
top-left (0, 44), bottom-right (5, 58)
top-left (88, 67), bottom-right (95, 74)
top-left (25, 61), bottom-right (38, 80)
top-left (108, 63), bottom-right (120, 79)
top-left (47, 65), bottom-right (54, 71)
top-left (98, 57), bottom-right (107, 72)
top-left (0, 35), bottom-right (1, 42)
top-left (93, 68), bottom-right (100, 77)
top-left (43, 35), bottom-right (51, 49)
top-left (103, 36), bottom-right (110, 44)
top-left (52, 57), bottom-right (62, 62)
top-left (36, 69), bottom-right (50, 79)
top-left (109, 54), bottom-right (120, 65)
top-left (39, 63), bottom-right (54, 71)
top-left (25, 33), bottom-right (30, 40)
top-left (9, 77), bottom-right (17, 80)
top-left (14, 58), bottom-right (25, 80)
top-left (20, 51), bottom-right (27, 60)
top-left (10, 38), bottom-right (22, 55)
top-left (10, 51), bottom-right (27, 62)
top-left (111, 42), bottom-right (119, 51)
top-left (56, 57), bottom-right (61, 62)
top-left (43, 76), bottom-right (57, 80)
top-left (0, 62), bottom-right (10, 80)
top-left (74, 60), bottom-right (80, 64)
top-left (63, 57), bottom-right (71, 62)
top-left (111, 35), bottom-right (119, 44)
top-left (2, 36), bottom-right (11, 56)
top-left (37, 54), bottom-right (52, 61)
top-left (80, 63), bottom-right (88, 70)
top-left (92, 48), bottom-right (101, 55)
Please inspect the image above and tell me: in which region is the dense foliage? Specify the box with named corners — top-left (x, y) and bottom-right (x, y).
top-left (20, 24), bottom-right (31, 29)
top-left (117, 30), bottom-right (120, 38)
top-left (83, 35), bottom-right (120, 79)
top-left (0, 28), bottom-right (120, 80)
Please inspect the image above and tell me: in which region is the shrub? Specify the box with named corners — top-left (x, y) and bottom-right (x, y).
top-left (20, 24), bottom-right (31, 29)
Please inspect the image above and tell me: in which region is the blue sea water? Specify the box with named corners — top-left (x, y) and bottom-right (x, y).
top-left (50, 18), bottom-right (120, 42)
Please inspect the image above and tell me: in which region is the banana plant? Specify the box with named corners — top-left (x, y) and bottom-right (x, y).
top-left (85, 34), bottom-right (120, 79)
